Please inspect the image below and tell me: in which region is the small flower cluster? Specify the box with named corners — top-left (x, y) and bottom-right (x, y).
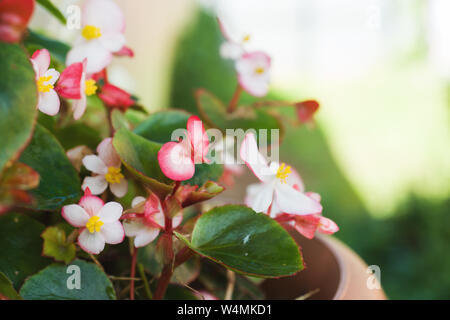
top-left (30, 0), bottom-right (134, 118)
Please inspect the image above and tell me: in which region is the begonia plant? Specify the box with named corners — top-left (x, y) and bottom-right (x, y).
top-left (0, 0), bottom-right (337, 300)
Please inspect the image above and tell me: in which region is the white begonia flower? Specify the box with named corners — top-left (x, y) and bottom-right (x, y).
top-left (66, 0), bottom-right (127, 74)
top-left (82, 137), bottom-right (128, 198)
top-left (240, 133), bottom-right (322, 215)
top-left (30, 49), bottom-right (60, 116)
top-left (62, 190), bottom-right (124, 254)
top-left (236, 51), bottom-right (271, 97)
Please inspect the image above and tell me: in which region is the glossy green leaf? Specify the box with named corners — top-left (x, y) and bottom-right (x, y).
top-left (196, 89), bottom-right (284, 145)
top-left (0, 272), bottom-right (22, 300)
top-left (36, 0), bottom-right (67, 24)
top-left (41, 226), bottom-right (76, 264)
top-left (19, 124), bottom-right (82, 211)
top-left (184, 163), bottom-right (223, 187)
top-left (111, 109), bottom-right (131, 132)
top-left (176, 205), bottom-right (303, 278)
top-left (55, 123), bottom-right (102, 150)
top-left (20, 259), bottom-right (116, 300)
top-left (134, 109), bottom-right (191, 144)
top-left (0, 43), bottom-right (37, 175)
top-left (0, 213), bottom-right (50, 289)
top-left (113, 128), bottom-right (173, 197)
top-left (25, 29), bottom-right (70, 65)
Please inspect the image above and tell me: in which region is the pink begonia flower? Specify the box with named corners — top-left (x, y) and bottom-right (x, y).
top-left (240, 133), bottom-right (322, 216)
top-left (30, 49), bottom-right (60, 116)
top-left (0, 0), bottom-right (34, 43)
top-left (56, 59), bottom-right (98, 119)
top-left (98, 83), bottom-right (135, 111)
top-left (66, 0), bottom-right (128, 74)
top-left (236, 51), bottom-right (271, 97)
top-left (218, 18), bottom-right (251, 60)
top-left (123, 194), bottom-right (182, 248)
top-left (62, 188), bottom-right (125, 254)
top-left (82, 137), bottom-right (128, 198)
top-left (158, 116), bottom-right (210, 181)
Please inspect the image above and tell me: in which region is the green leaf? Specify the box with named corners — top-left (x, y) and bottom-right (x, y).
top-left (0, 43), bottom-right (37, 175)
top-left (24, 29), bottom-right (70, 65)
top-left (184, 162), bottom-right (223, 187)
top-left (19, 124), bottom-right (82, 211)
top-left (55, 123), bottom-right (102, 150)
top-left (134, 109), bottom-right (191, 144)
top-left (175, 205), bottom-right (303, 278)
top-left (20, 259), bottom-right (116, 300)
top-left (113, 128), bottom-right (173, 198)
top-left (0, 213), bottom-right (50, 289)
top-left (41, 226), bottom-right (76, 264)
top-left (0, 272), bottom-right (22, 300)
top-left (36, 0), bottom-right (67, 25)
top-left (111, 109), bottom-right (131, 131)
top-left (196, 89), bottom-right (284, 145)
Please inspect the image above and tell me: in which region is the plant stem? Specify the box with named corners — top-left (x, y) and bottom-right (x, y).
top-left (130, 246), bottom-right (138, 300)
top-left (89, 253), bottom-right (104, 271)
top-left (66, 229), bottom-right (78, 244)
top-left (224, 269), bottom-right (236, 300)
top-left (109, 276), bottom-right (141, 281)
top-left (138, 263), bottom-right (152, 300)
top-left (227, 84), bottom-right (243, 113)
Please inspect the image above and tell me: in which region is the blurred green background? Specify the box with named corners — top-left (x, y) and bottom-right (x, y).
top-left (34, 0), bottom-right (450, 299)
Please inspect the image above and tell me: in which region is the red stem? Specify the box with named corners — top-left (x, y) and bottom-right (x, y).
top-left (227, 84), bottom-right (243, 113)
top-left (130, 246), bottom-right (138, 300)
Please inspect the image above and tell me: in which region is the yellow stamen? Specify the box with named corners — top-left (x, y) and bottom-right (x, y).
top-left (86, 216), bottom-right (104, 233)
top-left (82, 25), bottom-right (102, 40)
top-left (255, 67), bottom-right (265, 75)
top-left (243, 34), bottom-right (251, 42)
top-left (105, 166), bottom-right (124, 184)
top-left (276, 163), bottom-right (291, 183)
top-left (85, 79), bottom-right (98, 96)
top-left (37, 76), bottom-right (53, 92)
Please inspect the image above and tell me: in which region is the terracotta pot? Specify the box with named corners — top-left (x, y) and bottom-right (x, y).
top-left (260, 233), bottom-right (387, 300)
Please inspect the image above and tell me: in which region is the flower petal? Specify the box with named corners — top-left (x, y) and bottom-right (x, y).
top-left (82, 155), bottom-right (108, 174)
top-left (134, 228), bottom-right (160, 247)
top-left (30, 49), bottom-right (50, 77)
top-left (78, 193), bottom-right (104, 216)
top-left (44, 68), bottom-right (60, 85)
top-left (61, 204), bottom-right (89, 227)
top-left (98, 32), bottom-right (126, 52)
top-left (82, 175), bottom-right (108, 195)
top-left (239, 133), bottom-right (272, 182)
top-left (72, 94), bottom-right (87, 120)
top-left (97, 137), bottom-right (121, 168)
top-left (82, 0), bottom-right (125, 34)
top-left (56, 62), bottom-right (83, 99)
top-left (246, 180), bottom-right (276, 213)
top-left (131, 196), bottom-right (146, 208)
top-left (158, 141), bottom-right (195, 181)
top-left (78, 228), bottom-right (105, 254)
top-left (187, 115), bottom-right (209, 163)
top-left (220, 41), bottom-right (244, 60)
top-left (109, 178), bottom-right (128, 198)
top-left (97, 202), bottom-right (123, 223)
top-left (66, 41), bottom-right (113, 74)
top-left (100, 221), bottom-right (124, 244)
top-left (318, 216), bottom-right (339, 235)
top-left (37, 90), bottom-right (60, 116)
top-left (172, 214), bottom-right (183, 229)
top-left (274, 182), bottom-right (323, 215)
top-left (123, 219), bottom-right (146, 237)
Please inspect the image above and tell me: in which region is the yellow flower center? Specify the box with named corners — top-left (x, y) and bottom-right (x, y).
top-left (37, 76), bottom-right (53, 92)
top-left (82, 25), bottom-right (102, 40)
top-left (86, 216), bottom-right (104, 233)
top-left (255, 67), bottom-right (265, 75)
top-left (276, 163), bottom-right (291, 183)
top-left (242, 34), bottom-right (251, 43)
top-left (85, 79), bottom-right (98, 96)
top-left (105, 166), bottom-right (124, 184)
